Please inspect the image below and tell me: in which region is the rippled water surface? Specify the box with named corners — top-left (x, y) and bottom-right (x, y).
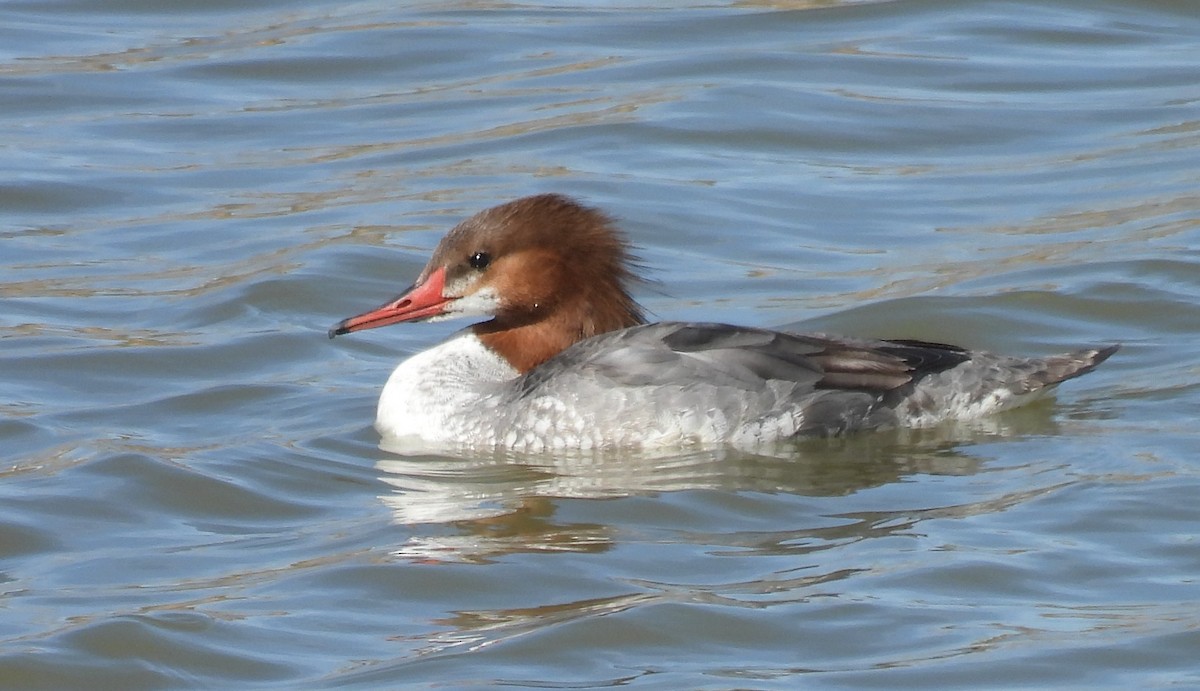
top-left (3, 0), bottom-right (1199, 687)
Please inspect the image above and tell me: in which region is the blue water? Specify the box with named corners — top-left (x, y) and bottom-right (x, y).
top-left (3, 1), bottom-right (1199, 688)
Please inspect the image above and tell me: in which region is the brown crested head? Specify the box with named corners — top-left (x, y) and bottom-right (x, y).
top-left (329, 194), bottom-right (647, 369)
top-left (430, 194), bottom-right (647, 372)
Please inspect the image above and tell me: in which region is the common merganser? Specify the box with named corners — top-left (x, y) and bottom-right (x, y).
top-left (330, 194), bottom-right (1117, 452)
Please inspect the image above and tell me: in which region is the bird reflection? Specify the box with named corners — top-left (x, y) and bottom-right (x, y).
top-left (375, 404), bottom-right (1069, 563)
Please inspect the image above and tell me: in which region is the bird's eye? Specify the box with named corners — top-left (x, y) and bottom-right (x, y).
top-left (469, 251), bottom-right (491, 270)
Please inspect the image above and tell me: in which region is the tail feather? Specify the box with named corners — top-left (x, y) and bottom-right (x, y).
top-left (1025, 344), bottom-right (1120, 392)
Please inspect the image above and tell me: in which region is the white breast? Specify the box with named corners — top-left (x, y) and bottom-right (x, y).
top-left (375, 331), bottom-right (517, 445)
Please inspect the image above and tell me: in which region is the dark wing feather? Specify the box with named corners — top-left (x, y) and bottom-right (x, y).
top-left (523, 323), bottom-right (970, 398)
top-left (812, 338), bottom-right (970, 394)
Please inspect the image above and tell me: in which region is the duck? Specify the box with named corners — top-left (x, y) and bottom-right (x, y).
top-left (330, 194), bottom-right (1116, 452)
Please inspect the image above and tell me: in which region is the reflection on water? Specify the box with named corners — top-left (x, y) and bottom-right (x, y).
top-left (363, 408), bottom-right (1104, 678)
top-left (4, 0), bottom-right (1199, 685)
top-left (374, 408), bottom-right (1074, 563)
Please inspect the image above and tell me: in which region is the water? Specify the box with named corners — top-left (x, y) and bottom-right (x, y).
top-left (3, 0), bottom-right (1199, 687)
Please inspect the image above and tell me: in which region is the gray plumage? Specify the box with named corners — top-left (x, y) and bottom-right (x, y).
top-left (497, 322), bottom-right (1117, 447)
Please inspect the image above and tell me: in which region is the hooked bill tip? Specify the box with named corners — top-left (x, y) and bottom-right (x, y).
top-left (328, 321), bottom-right (349, 339)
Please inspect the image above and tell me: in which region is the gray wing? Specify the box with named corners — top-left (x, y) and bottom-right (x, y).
top-left (510, 323), bottom-right (972, 436)
top-left (521, 322), bottom-right (968, 395)
top-left (505, 322), bottom-right (1114, 442)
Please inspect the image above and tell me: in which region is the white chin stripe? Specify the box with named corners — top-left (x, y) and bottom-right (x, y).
top-left (438, 285), bottom-right (501, 321)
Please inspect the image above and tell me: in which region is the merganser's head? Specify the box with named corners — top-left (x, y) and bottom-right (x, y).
top-left (330, 194), bottom-right (645, 370)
